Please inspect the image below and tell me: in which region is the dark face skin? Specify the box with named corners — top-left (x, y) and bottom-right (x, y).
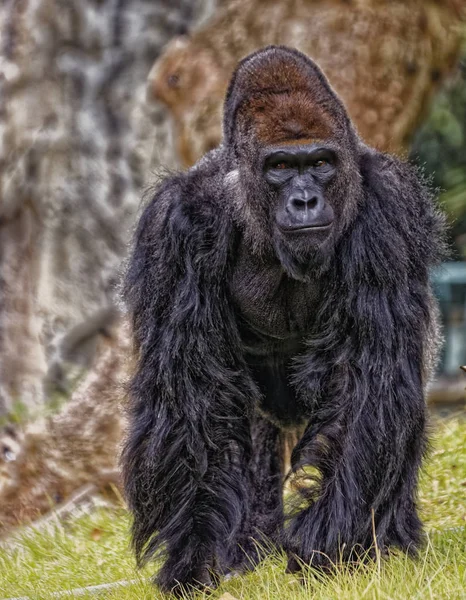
top-left (263, 144), bottom-right (336, 235)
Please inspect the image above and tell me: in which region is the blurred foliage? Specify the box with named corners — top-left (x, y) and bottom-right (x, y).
top-left (412, 48), bottom-right (466, 259)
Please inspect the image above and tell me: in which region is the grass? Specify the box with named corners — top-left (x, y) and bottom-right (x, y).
top-left (0, 414), bottom-right (465, 600)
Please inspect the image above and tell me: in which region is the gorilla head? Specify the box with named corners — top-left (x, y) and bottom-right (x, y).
top-left (222, 47), bottom-right (363, 280)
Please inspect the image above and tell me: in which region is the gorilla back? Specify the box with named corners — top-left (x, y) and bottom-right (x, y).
top-left (123, 46), bottom-right (445, 594)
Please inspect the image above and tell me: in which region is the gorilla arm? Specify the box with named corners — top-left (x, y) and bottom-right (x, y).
top-left (122, 160), bottom-right (259, 592)
top-left (286, 150), bottom-right (445, 571)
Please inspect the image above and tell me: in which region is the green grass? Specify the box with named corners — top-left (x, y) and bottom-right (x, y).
top-left (1, 414), bottom-right (465, 600)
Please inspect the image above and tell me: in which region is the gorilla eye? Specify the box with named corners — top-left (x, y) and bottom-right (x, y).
top-left (314, 159), bottom-right (329, 167)
top-left (275, 162), bottom-right (289, 169)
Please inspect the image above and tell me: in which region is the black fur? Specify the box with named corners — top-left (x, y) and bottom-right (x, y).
top-left (122, 46), bottom-right (445, 594)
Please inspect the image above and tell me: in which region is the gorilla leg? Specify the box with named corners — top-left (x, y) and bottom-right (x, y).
top-left (251, 416), bottom-right (284, 538)
top-left (285, 353), bottom-right (426, 572)
top-left (230, 413), bottom-right (284, 573)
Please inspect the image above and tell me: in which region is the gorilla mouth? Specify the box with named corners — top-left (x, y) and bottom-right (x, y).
top-left (279, 222), bottom-right (334, 233)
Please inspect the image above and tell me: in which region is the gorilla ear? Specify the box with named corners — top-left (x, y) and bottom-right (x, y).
top-left (358, 147), bottom-right (394, 202)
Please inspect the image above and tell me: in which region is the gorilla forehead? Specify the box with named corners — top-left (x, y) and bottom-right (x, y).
top-left (245, 91), bottom-right (335, 146)
top-left (223, 45), bottom-right (354, 149)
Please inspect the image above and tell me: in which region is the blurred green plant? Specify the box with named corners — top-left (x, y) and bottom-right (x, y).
top-left (412, 51), bottom-right (466, 258)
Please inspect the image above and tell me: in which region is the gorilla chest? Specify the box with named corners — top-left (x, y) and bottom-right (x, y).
top-left (230, 251), bottom-right (320, 352)
top-left (230, 253), bottom-right (320, 425)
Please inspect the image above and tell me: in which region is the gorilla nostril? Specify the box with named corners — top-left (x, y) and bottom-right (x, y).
top-left (292, 198), bottom-right (306, 210)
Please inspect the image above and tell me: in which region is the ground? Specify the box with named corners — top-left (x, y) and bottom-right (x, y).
top-left (1, 414), bottom-right (465, 600)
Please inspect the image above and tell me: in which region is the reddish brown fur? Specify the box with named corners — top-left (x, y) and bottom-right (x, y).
top-left (244, 91), bottom-right (335, 146)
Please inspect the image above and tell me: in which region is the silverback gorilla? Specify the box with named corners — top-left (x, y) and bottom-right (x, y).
top-left (123, 46), bottom-right (445, 594)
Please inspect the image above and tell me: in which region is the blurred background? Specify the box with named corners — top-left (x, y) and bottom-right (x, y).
top-left (0, 0), bottom-right (465, 563)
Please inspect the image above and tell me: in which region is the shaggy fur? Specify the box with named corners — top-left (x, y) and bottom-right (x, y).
top-left (123, 46), bottom-right (445, 594)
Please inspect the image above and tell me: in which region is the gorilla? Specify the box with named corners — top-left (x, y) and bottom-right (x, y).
top-left (123, 46), bottom-right (445, 594)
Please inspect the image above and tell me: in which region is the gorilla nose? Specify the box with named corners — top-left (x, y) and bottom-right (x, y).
top-left (281, 190), bottom-right (333, 230)
top-left (290, 195), bottom-right (319, 212)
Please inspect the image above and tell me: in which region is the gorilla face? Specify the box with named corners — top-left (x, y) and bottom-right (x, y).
top-left (262, 143), bottom-right (336, 238)
top-left (254, 140), bottom-right (343, 281)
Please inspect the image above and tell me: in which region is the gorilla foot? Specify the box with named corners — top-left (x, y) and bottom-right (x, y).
top-left (158, 561), bottom-right (221, 598)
